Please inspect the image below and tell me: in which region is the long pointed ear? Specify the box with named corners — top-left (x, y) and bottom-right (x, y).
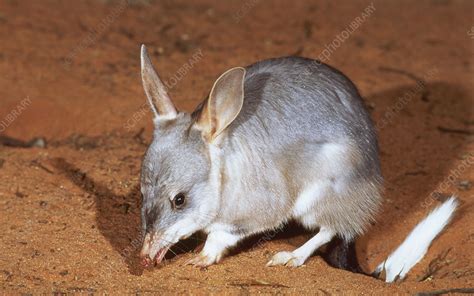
top-left (140, 44), bottom-right (177, 120)
top-left (195, 67), bottom-right (245, 142)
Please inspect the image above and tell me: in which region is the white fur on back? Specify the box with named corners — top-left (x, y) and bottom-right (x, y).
top-left (375, 197), bottom-right (458, 282)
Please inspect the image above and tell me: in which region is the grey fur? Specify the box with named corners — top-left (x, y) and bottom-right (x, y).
top-left (213, 57), bottom-right (382, 240)
top-left (140, 52), bottom-right (383, 262)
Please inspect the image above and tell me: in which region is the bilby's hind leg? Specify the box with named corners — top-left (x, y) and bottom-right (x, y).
top-left (322, 237), bottom-right (364, 273)
top-left (267, 227), bottom-right (334, 267)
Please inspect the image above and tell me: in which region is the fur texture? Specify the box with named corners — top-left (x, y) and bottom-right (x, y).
top-left (208, 57), bottom-right (383, 240)
top-left (138, 46), bottom-right (455, 281)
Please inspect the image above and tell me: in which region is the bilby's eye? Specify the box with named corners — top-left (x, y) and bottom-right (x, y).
top-left (173, 193), bottom-right (186, 209)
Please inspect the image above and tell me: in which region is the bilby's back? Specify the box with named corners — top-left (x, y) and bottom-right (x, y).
top-left (216, 57), bottom-right (383, 241)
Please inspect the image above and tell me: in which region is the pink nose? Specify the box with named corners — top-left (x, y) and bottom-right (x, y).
top-left (141, 256), bottom-right (152, 267)
top-left (139, 233), bottom-right (153, 266)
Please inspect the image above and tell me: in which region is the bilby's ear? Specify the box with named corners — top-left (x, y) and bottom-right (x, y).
top-left (140, 44), bottom-right (177, 120)
top-left (195, 67), bottom-right (245, 142)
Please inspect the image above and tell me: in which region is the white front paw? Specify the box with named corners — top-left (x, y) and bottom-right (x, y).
top-left (185, 251), bottom-right (221, 268)
top-left (266, 251), bottom-right (306, 267)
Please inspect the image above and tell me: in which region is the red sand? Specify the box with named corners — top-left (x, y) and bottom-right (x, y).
top-left (0, 0), bottom-right (472, 294)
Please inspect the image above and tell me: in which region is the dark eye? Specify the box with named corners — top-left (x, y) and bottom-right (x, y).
top-left (173, 193), bottom-right (186, 209)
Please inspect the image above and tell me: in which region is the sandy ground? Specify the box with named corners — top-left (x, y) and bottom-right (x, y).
top-left (0, 0), bottom-right (473, 294)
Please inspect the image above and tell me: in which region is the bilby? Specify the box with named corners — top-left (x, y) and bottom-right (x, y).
top-left (138, 45), bottom-right (457, 282)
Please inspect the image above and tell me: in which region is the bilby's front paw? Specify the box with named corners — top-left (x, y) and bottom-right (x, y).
top-left (185, 252), bottom-right (221, 268)
top-left (266, 251), bottom-right (306, 267)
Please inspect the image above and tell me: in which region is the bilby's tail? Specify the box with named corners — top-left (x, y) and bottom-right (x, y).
top-left (373, 197), bottom-right (458, 282)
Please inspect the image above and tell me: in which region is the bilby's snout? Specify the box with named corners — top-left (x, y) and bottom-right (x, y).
top-left (139, 231), bottom-right (171, 267)
top-left (139, 233), bottom-right (153, 267)
top-left (139, 232), bottom-right (152, 257)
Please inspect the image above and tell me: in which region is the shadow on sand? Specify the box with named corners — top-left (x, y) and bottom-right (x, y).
top-left (51, 81), bottom-right (472, 277)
